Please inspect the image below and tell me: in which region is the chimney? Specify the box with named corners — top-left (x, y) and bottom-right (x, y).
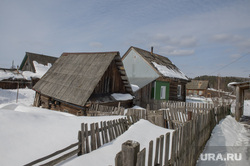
top-left (151, 46), bottom-right (153, 55)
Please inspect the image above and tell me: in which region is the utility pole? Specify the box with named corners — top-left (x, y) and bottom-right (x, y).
top-left (218, 74), bottom-right (221, 98)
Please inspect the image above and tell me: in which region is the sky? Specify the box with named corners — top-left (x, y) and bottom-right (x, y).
top-left (0, 0), bottom-right (250, 78)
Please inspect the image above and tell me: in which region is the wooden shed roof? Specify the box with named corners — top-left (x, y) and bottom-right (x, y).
top-left (33, 52), bottom-right (132, 107)
top-left (123, 46), bottom-right (189, 81)
top-left (20, 52), bottom-right (58, 72)
top-left (186, 80), bottom-right (209, 90)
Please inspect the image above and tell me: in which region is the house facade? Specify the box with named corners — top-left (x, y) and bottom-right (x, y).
top-left (33, 52), bottom-right (133, 115)
top-left (122, 46), bottom-right (189, 108)
top-left (186, 80), bottom-right (210, 97)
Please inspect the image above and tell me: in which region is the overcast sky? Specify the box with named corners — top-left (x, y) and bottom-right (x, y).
top-left (0, 0), bottom-right (250, 78)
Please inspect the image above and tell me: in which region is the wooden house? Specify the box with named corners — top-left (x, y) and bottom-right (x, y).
top-left (186, 80), bottom-right (210, 97)
top-left (122, 46), bottom-right (189, 108)
top-left (0, 68), bottom-right (30, 89)
top-left (33, 52), bottom-right (133, 115)
top-left (19, 52), bottom-right (58, 87)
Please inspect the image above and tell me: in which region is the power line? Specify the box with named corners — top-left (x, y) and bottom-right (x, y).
top-left (208, 52), bottom-right (250, 75)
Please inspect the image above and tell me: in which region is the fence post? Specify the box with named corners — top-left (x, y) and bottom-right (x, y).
top-left (187, 111), bottom-right (193, 121)
top-left (122, 140), bottom-right (140, 166)
top-left (148, 141), bottom-right (153, 166)
top-left (78, 130), bottom-right (82, 156)
top-left (115, 151), bottom-right (123, 166)
top-left (136, 148), bottom-right (146, 166)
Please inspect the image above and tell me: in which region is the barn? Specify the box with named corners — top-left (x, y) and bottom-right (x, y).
top-left (33, 52), bottom-right (133, 115)
top-left (122, 46), bottom-right (189, 108)
top-left (19, 52), bottom-right (58, 87)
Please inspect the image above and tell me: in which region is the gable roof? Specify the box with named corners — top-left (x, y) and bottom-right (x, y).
top-left (122, 46), bottom-right (189, 81)
top-left (33, 52), bottom-right (132, 107)
top-left (186, 80), bottom-right (209, 90)
top-left (19, 52), bottom-right (58, 72)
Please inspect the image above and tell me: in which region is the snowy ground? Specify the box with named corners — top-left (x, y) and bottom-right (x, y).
top-left (0, 89), bottom-right (125, 165)
top-left (0, 88), bottom-right (249, 165)
top-left (197, 115), bottom-right (250, 165)
top-left (64, 120), bottom-right (173, 166)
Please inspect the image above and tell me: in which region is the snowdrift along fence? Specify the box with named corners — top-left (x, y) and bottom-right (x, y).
top-left (116, 104), bottom-right (229, 166)
top-left (126, 102), bottom-right (229, 129)
top-left (25, 115), bottom-right (139, 166)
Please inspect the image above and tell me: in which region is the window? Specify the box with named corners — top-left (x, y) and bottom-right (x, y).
top-left (199, 91), bottom-right (203, 95)
top-left (160, 86), bottom-right (166, 99)
top-left (177, 85), bottom-right (182, 98)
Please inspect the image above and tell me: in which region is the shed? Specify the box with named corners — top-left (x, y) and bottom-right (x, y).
top-left (122, 46), bottom-right (189, 108)
top-left (186, 80), bottom-right (210, 97)
top-left (33, 52), bottom-right (133, 115)
top-left (0, 68), bottom-right (30, 89)
top-left (229, 81), bottom-right (250, 121)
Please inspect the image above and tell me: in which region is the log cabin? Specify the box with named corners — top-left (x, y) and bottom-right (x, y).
top-left (122, 46), bottom-right (190, 108)
top-left (33, 52), bottom-right (133, 115)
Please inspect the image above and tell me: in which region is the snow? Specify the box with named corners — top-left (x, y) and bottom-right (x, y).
top-left (0, 69), bottom-right (24, 81)
top-left (111, 93), bottom-right (133, 101)
top-left (1, 88), bottom-right (249, 165)
top-left (0, 88), bottom-right (126, 166)
top-left (22, 61), bottom-right (52, 80)
top-left (131, 84), bottom-right (140, 92)
top-left (152, 61), bottom-right (188, 80)
top-left (64, 120), bottom-right (174, 166)
top-left (186, 96), bottom-right (213, 104)
top-left (0, 88), bottom-right (35, 106)
top-left (197, 115), bottom-right (250, 165)
top-left (227, 82), bottom-right (238, 88)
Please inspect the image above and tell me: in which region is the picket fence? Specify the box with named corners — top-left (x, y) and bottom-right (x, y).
top-left (87, 103), bottom-right (125, 116)
top-left (25, 116), bottom-right (139, 166)
top-left (115, 103), bottom-right (229, 166)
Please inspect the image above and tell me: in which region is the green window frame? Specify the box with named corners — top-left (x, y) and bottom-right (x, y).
top-left (153, 80), bottom-right (170, 100)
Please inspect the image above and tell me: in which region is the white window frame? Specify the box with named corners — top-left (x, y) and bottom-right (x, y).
top-left (177, 85), bottom-right (182, 98)
top-left (160, 86), bottom-right (166, 99)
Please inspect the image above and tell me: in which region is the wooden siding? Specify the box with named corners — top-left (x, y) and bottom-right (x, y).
top-left (35, 92), bottom-right (84, 116)
top-left (134, 77), bottom-right (186, 108)
top-left (93, 60), bottom-right (126, 94)
top-left (0, 79), bottom-right (31, 89)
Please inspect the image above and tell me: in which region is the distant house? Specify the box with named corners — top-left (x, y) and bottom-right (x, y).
top-left (186, 80), bottom-right (210, 97)
top-left (122, 46), bottom-right (189, 108)
top-left (0, 68), bottom-right (29, 89)
top-left (33, 52), bottom-right (133, 115)
top-left (19, 52), bottom-right (58, 87)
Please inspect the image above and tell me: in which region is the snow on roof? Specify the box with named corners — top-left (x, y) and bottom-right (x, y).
top-left (22, 61), bottom-right (52, 80)
top-left (131, 84), bottom-right (140, 92)
top-left (111, 93), bottom-right (133, 101)
top-left (0, 69), bottom-right (24, 81)
top-left (152, 62), bottom-right (188, 80)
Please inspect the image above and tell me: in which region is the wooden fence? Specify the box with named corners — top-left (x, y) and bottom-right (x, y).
top-left (116, 104), bottom-right (229, 166)
top-left (25, 116), bottom-right (139, 166)
top-left (87, 103), bottom-right (125, 116)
